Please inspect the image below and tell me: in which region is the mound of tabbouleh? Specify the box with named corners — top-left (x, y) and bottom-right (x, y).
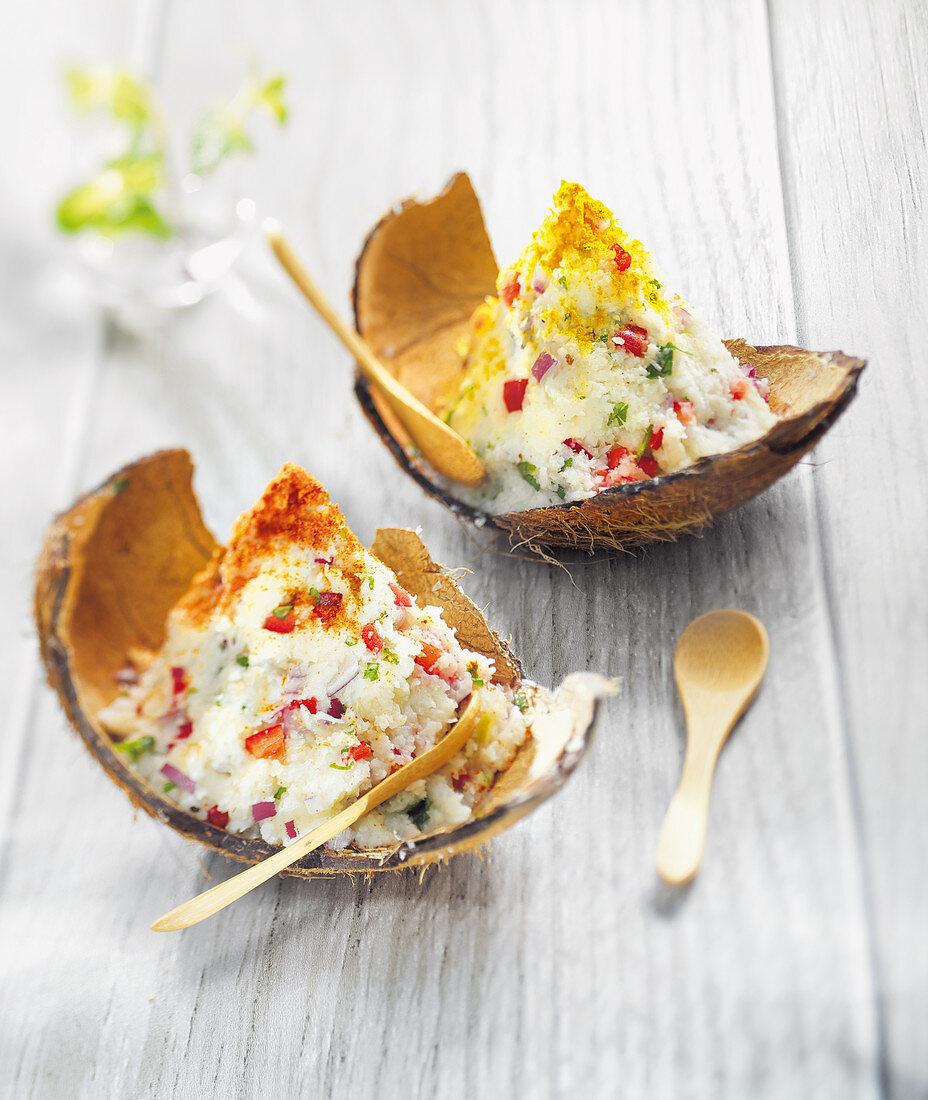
top-left (99, 465), bottom-right (528, 850)
top-left (438, 183), bottom-right (776, 513)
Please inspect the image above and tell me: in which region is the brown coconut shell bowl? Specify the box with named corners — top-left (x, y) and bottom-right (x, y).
top-left (353, 173), bottom-right (865, 552)
top-left (34, 449), bottom-right (613, 877)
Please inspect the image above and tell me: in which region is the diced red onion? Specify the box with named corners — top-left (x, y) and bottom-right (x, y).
top-left (673, 304), bottom-right (692, 324)
top-left (532, 277), bottom-right (547, 294)
top-left (252, 801), bottom-right (277, 822)
top-left (314, 556), bottom-right (333, 565)
top-left (740, 362), bottom-right (757, 378)
top-left (285, 820), bottom-right (297, 839)
top-left (531, 352), bottom-right (556, 381)
top-left (326, 660), bottom-right (359, 696)
top-left (282, 671), bottom-right (308, 698)
top-left (160, 763), bottom-right (196, 794)
top-left (157, 712), bottom-right (185, 739)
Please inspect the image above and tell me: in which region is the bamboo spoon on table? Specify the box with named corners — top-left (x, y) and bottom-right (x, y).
top-left (152, 693), bottom-right (485, 931)
top-left (264, 221), bottom-right (485, 487)
top-left (656, 610), bottom-right (770, 886)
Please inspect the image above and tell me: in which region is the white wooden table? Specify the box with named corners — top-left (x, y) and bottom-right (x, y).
top-left (1, 2), bottom-right (925, 1097)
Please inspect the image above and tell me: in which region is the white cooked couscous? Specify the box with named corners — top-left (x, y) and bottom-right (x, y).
top-left (438, 182), bottom-right (777, 513)
top-left (99, 465), bottom-right (529, 850)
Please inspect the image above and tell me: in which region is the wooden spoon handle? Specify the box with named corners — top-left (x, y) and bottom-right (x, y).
top-left (152, 694), bottom-right (484, 931)
top-left (264, 221), bottom-right (485, 487)
top-left (655, 734), bottom-right (721, 886)
top-left (265, 224), bottom-right (419, 410)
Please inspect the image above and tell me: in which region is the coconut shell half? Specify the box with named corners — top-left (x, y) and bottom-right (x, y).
top-left (353, 173), bottom-right (866, 551)
top-left (35, 449), bottom-right (614, 877)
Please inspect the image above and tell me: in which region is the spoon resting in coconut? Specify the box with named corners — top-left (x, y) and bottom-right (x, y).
top-left (34, 450), bottom-right (615, 882)
top-left (153, 692), bottom-right (486, 930)
top-left (352, 174), bottom-right (865, 552)
top-left (265, 221), bottom-right (485, 487)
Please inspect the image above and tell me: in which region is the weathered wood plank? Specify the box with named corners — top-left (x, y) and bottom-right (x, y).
top-left (0, 0), bottom-right (906, 1097)
top-left (768, 1), bottom-right (928, 1096)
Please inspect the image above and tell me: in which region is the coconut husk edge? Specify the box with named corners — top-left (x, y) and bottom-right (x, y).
top-left (352, 172), bottom-right (866, 552)
top-left (34, 449), bottom-right (612, 877)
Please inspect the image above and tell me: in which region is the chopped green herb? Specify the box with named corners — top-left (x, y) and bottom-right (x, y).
top-left (514, 693), bottom-right (529, 713)
top-left (608, 401), bottom-right (629, 426)
top-left (329, 762), bottom-right (351, 771)
top-left (649, 278), bottom-right (662, 291)
top-left (467, 662), bottom-right (485, 688)
top-left (559, 456), bottom-right (573, 472)
top-left (274, 786), bottom-right (287, 802)
top-left (383, 648), bottom-right (399, 665)
top-left (517, 460), bottom-right (541, 490)
top-left (363, 664), bottom-right (380, 682)
top-left (558, 276), bottom-right (568, 290)
top-left (163, 781), bottom-right (177, 793)
top-left (406, 797), bottom-right (431, 830)
top-left (185, 687), bottom-right (198, 696)
top-left (345, 638), bottom-right (359, 646)
top-left (111, 477), bottom-right (131, 495)
top-left (442, 384), bottom-right (476, 425)
top-left (636, 425), bottom-right (653, 459)
top-left (368, 576), bottom-right (375, 590)
top-left (556, 486), bottom-right (566, 500)
top-left (114, 735), bottom-right (155, 762)
top-left (597, 333), bottom-right (610, 344)
top-left (646, 344), bottom-right (674, 379)
top-left (271, 602), bottom-right (293, 619)
top-left (307, 588), bottom-right (320, 604)
top-left (235, 654), bottom-right (249, 668)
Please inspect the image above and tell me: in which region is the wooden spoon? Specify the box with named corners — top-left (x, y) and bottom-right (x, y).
top-left (264, 221), bottom-right (485, 487)
top-left (656, 610), bottom-right (769, 886)
top-left (152, 693), bottom-right (485, 931)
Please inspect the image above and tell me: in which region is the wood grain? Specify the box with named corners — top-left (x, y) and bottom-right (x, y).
top-left (768, 2), bottom-right (928, 1095)
top-left (0, 0), bottom-right (922, 1097)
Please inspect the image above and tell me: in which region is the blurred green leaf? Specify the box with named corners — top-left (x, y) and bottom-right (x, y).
top-left (256, 75), bottom-right (288, 123)
top-left (189, 72), bottom-right (288, 178)
top-left (190, 108), bottom-right (253, 176)
top-left (56, 152), bottom-right (172, 237)
top-left (57, 63), bottom-right (288, 238)
top-left (65, 66), bottom-right (152, 128)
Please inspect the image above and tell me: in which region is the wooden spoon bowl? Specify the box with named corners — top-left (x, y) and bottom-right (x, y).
top-left (656, 609), bottom-right (770, 885)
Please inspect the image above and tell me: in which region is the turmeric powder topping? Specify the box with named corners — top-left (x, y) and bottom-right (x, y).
top-left (436, 182), bottom-right (776, 513)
